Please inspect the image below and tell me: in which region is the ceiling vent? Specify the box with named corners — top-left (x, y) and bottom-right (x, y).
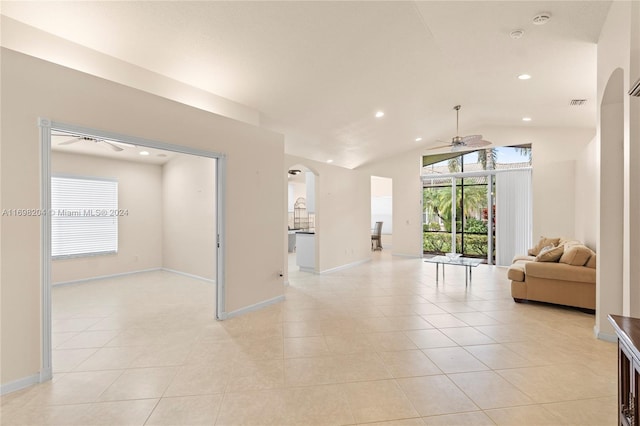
top-left (532, 12), bottom-right (552, 25)
top-left (629, 78), bottom-right (640, 97)
top-left (569, 99), bottom-right (588, 106)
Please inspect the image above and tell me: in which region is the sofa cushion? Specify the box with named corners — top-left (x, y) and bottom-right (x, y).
top-left (559, 244), bottom-right (594, 266)
top-left (528, 236), bottom-right (561, 256)
top-left (512, 254), bottom-right (535, 263)
top-left (525, 261), bottom-right (596, 284)
top-left (535, 245), bottom-right (564, 262)
top-left (586, 253), bottom-right (597, 269)
top-left (508, 262), bottom-right (527, 282)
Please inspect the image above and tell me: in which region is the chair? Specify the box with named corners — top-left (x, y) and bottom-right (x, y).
top-left (371, 221), bottom-right (383, 251)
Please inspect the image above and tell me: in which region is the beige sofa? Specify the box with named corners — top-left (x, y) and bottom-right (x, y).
top-left (508, 237), bottom-right (596, 312)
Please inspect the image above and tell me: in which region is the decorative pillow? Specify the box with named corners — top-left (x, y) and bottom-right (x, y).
top-left (559, 244), bottom-right (594, 266)
top-left (535, 244), bottom-right (564, 262)
top-left (586, 253), bottom-right (597, 269)
top-left (528, 237), bottom-right (561, 256)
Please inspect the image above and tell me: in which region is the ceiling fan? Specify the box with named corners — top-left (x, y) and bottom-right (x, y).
top-left (53, 134), bottom-right (125, 152)
top-left (427, 105), bottom-right (492, 152)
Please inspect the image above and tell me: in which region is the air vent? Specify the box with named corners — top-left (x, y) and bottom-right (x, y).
top-left (629, 78), bottom-right (640, 97)
top-left (569, 99), bottom-right (588, 106)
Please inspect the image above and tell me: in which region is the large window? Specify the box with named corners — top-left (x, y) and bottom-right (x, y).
top-left (51, 176), bottom-right (118, 258)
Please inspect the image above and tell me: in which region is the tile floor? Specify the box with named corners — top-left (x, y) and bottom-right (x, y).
top-left (0, 252), bottom-right (618, 425)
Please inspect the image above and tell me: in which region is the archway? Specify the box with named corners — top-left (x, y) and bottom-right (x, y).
top-left (596, 68), bottom-right (625, 339)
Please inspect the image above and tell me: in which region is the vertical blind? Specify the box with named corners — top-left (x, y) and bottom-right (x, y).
top-left (51, 176), bottom-right (118, 258)
top-left (495, 169), bottom-right (532, 266)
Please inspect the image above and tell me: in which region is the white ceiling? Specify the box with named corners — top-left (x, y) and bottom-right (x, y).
top-left (2, 1), bottom-right (611, 168)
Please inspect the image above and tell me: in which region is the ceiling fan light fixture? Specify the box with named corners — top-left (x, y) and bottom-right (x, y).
top-left (288, 169), bottom-right (302, 175)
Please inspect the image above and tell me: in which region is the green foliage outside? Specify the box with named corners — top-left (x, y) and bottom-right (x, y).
top-left (423, 232), bottom-right (494, 257)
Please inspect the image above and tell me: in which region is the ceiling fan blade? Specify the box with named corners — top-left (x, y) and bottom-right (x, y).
top-left (461, 134), bottom-right (482, 143)
top-left (58, 137), bottom-right (82, 146)
top-left (425, 144), bottom-right (453, 151)
top-left (465, 140), bottom-right (492, 148)
top-left (101, 141), bottom-right (125, 152)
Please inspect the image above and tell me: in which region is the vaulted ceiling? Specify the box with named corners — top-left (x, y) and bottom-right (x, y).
top-left (1, 1), bottom-right (611, 168)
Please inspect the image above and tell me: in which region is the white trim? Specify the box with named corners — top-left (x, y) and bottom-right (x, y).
top-left (216, 155), bottom-right (227, 320)
top-left (299, 266), bottom-right (316, 273)
top-left (162, 268), bottom-right (215, 284)
top-left (38, 117), bottom-right (53, 388)
top-left (225, 295), bottom-right (285, 319)
top-left (320, 258), bottom-right (371, 274)
top-left (52, 268), bottom-right (162, 287)
top-left (0, 373), bottom-right (40, 396)
top-left (422, 166), bottom-right (532, 181)
top-left (594, 325), bottom-right (618, 342)
top-left (40, 119), bottom-right (227, 389)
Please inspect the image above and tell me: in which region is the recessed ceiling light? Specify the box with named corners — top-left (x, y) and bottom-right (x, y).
top-left (326, 159), bottom-right (334, 163)
top-left (415, 137), bottom-right (423, 142)
top-left (139, 151), bottom-right (150, 156)
top-left (375, 111), bottom-right (385, 118)
top-left (518, 74), bottom-right (532, 80)
top-left (522, 117), bottom-right (532, 122)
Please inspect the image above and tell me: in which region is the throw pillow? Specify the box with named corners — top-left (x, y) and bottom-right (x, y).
top-left (528, 236), bottom-right (561, 256)
top-left (535, 244), bottom-right (564, 262)
top-left (586, 253), bottom-right (597, 269)
top-left (559, 244), bottom-right (594, 266)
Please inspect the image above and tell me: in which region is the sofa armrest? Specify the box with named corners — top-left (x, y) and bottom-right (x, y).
top-left (524, 262), bottom-right (595, 284)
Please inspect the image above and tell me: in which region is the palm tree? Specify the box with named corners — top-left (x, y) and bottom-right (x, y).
top-left (448, 157), bottom-right (461, 172)
top-left (477, 148), bottom-right (497, 170)
top-left (515, 146), bottom-right (532, 165)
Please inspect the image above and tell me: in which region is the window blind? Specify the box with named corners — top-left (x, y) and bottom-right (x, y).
top-left (495, 169), bottom-right (532, 266)
top-left (51, 176), bottom-right (118, 258)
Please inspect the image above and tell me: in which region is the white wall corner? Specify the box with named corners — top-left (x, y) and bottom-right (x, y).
top-left (225, 295), bottom-right (285, 319)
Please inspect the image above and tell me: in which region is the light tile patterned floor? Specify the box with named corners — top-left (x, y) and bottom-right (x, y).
top-left (0, 252), bottom-right (617, 425)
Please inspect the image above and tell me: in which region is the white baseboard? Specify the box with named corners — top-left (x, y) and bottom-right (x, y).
top-left (594, 325), bottom-right (618, 342)
top-left (226, 295), bottom-right (285, 319)
top-left (320, 258), bottom-right (371, 274)
top-left (53, 268), bottom-right (162, 286)
top-left (0, 373), bottom-right (40, 395)
top-left (162, 268), bottom-right (215, 284)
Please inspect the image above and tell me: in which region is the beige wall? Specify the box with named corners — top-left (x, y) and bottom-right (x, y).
top-left (162, 155), bottom-right (216, 280)
top-left (51, 152), bottom-right (163, 283)
top-left (358, 152), bottom-right (424, 257)
top-left (574, 137), bottom-right (598, 249)
top-left (0, 48), bottom-right (285, 386)
top-left (284, 155), bottom-right (371, 275)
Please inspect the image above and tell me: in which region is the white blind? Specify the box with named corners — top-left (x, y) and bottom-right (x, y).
top-left (51, 176), bottom-right (118, 258)
top-left (495, 169), bottom-right (532, 266)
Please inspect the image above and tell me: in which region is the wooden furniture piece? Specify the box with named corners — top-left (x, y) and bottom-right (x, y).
top-left (609, 314), bottom-right (640, 426)
top-left (371, 221), bottom-right (383, 251)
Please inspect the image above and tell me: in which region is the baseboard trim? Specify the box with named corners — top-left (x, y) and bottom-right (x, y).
top-left (594, 325), bottom-right (617, 342)
top-left (52, 268), bottom-right (162, 286)
top-left (226, 295), bottom-right (285, 319)
top-left (320, 258), bottom-right (371, 274)
top-left (162, 268), bottom-right (215, 284)
top-left (0, 373), bottom-right (40, 395)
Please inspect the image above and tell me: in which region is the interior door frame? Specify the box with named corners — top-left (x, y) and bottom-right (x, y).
top-left (38, 118), bottom-right (226, 382)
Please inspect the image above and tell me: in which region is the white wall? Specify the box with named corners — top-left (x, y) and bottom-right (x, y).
top-left (50, 152), bottom-right (163, 283)
top-left (574, 137), bottom-right (598, 248)
top-left (594, 0), bottom-right (638, 337)
top-left (284, 155), bottom-right (371, 275)
top-left (0, 48), bottom-right (285, 386)
top-left (162, 155), bottom-right (216, 281)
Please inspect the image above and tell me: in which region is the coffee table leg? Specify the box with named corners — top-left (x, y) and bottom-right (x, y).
top-left (435, 263), bottom-right (439, 285)
top-left (465, 266), bottom-right (468, 287)
top-left (469, 266), bottom-right (472, 285)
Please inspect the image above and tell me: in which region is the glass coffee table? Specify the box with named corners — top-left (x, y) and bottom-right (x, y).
top-left (424, 255), bottom-right (483, 287)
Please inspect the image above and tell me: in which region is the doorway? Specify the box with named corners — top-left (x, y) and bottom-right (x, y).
top-left (39, 119), bottom-right (226, 381)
